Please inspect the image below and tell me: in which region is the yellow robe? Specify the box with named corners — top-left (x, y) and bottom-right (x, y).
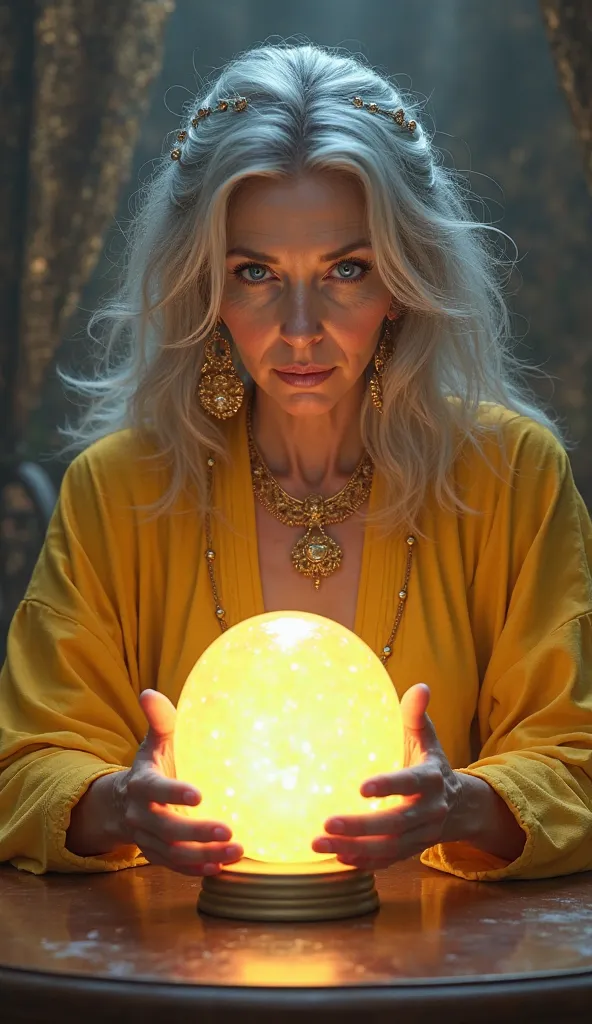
top-left (1, 403), bottom-right (592, 879)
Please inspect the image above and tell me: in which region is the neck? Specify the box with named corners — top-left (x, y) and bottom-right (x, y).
top-left (250, 382), bottom-right (366, 498)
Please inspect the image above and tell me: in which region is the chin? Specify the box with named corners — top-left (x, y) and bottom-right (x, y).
top-left (272, 389), bottom-right (343, 416)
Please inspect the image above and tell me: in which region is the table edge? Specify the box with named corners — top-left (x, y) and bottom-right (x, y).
top-left (1, 963), bottom-right (592, 1012)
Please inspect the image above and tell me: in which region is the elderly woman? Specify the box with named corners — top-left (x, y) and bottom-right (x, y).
top-left (1, 42), bottom-right (591, 882)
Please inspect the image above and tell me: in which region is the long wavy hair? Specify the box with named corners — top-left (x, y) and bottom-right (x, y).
top-left (57, 40), bottom-right (560, 532)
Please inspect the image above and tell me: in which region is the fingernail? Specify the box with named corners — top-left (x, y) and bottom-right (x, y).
top-left (184, 789), bottom-right (199, 804)
top-left (363, 783), bottom-right (377, 797)
top-left (223, 845), bottom-right (242, 859)
top-left (202, 863), bottom-right (219, 875)
top-left (213, 827), bottom-right (231, 841)
top-left (315, 838), bottom-right (333, 853)
top-left (327, 818), bottom-right (345, 834)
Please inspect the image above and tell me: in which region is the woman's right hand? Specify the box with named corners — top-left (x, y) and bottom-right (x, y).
top-left (113, 688), bottom-right (243, 876)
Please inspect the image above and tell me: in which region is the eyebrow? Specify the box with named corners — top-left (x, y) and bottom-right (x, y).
top-left (225, 238), bottom-right (372, 263)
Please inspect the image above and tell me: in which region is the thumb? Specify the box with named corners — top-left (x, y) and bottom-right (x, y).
top-left (400, 682), bottom-right (435, 738)
top-left (139, 688), bottom-right (177, 748)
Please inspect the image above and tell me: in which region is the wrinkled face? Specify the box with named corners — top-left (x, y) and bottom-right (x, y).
top-left (219, 171), bottom-right (395, 416)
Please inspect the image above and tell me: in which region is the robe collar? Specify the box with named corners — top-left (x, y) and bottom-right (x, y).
top-left (210, 399), bottom-right (408, 669)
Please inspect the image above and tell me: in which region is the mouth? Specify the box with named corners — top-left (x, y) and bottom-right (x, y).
top-left (273, 366), bottom-right (336, 388)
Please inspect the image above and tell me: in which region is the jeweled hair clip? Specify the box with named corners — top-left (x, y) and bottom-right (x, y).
top-left (170, 96), bottom-right (249, 160)
top-left (351, 96), bottom-right (417, 132)
top-left (170, 92), bottom-right (417, 160)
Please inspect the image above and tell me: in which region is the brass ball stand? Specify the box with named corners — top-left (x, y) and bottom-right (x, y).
top-left (198, 857), bottom-right (379, 922)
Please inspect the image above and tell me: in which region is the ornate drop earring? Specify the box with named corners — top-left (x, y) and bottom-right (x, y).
top-left (198, 320), bottom-right (245, 420)
top-left (369, 315), bottom-right (395, 413)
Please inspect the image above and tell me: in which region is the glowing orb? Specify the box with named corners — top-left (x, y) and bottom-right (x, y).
top-left (174, 611), bottom-right (403, 864)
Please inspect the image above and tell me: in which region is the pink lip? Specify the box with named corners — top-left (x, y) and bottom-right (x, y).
top-left (274, 367), bottom-right (335, 388)
top-left (277, 365), bottom-right (334, 374)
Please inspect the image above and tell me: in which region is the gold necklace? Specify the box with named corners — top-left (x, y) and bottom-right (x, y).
top-left (204, 454), bottom-right (416, 667)
top-left (246, 399), bottom-right (374, 590)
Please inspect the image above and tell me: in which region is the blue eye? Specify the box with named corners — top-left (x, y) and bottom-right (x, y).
top-left (235, 263), bottom-right (270, 284)
top-left (231, 257), bottom-right (373, 287)
top-left (332, 260), bottom-right (368, 281)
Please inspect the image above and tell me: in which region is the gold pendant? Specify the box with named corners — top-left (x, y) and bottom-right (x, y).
top-left (291, 524), bottom-right (342, 590)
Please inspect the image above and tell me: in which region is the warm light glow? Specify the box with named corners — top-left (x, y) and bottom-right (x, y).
top-left (174, 612), bottom-right (404, 864)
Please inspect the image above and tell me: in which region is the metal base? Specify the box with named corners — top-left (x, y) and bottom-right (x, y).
top-left (198, 857), bottom-right (379, 922)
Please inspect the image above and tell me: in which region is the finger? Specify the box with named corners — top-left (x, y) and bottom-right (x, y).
top-left (139, 689), bottom-right (177, 742)
top-left (138, 845), bottom-right (223, 877)
top-left (400, 682), bottom-right (431, 729)
top-left (133, 803), bottom-right (234, 845)
top-left (134, 828), bottom-right (243, 869)
top-left (313, 833), bottom-right (397, 858)
top-left (323, 800), bottom-right (424, 838)
top-left (359, 763), bottom-right (442, 799)
top-left (400, 684), bottom-right (442, 754)
top-left (126, 768), bottom-right (202, 808)
top-left (331, 821), bottom-right (444, 868)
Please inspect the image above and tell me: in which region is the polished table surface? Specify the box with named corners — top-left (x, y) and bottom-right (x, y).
top-left (1, 857), bottom-right (592, 1023)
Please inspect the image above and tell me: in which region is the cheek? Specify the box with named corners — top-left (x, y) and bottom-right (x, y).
top-left (337, 310), bottom-right (385, 365)
top-left (330, 288), bottom-right (388, 346)
top-left (237, 333), bottom-right (267, 361)
top-left (219, 281), bottom-right (275, 340)
top-left (224, 322), bottom-right (273, 378)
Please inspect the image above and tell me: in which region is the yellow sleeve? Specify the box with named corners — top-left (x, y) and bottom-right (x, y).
top-left (421, 416), bottom-right (592, 880)
top-left (0, 438), bottom-right (148, 873)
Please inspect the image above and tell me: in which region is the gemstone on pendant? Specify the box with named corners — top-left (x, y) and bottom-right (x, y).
top-left (291, 529), bottom-right (342, 586)
top-left (306, 541), bottom-right (328, 563)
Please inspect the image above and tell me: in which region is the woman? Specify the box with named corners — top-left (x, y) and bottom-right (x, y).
top-left (1, 42), bottom-right (591, 881)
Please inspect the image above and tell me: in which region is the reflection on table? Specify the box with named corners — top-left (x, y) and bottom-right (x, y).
top-left (2, 856), bottom-right (592, 988)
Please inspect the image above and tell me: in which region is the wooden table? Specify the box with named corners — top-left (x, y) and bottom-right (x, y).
top-left (1, 858), bottom-right (592, 1023)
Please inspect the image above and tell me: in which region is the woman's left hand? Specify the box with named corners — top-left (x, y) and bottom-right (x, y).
top-left (311, 683), bottom-right (468, 870)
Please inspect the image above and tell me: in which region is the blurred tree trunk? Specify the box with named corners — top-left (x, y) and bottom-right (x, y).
top-left (0, 0), bottom-right (175, 656)
top-left (540, 0), bottom-right (592, 192)
top-left (0, 0), bottom-right (35, 461)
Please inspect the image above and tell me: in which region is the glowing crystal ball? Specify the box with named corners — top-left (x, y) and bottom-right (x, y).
top-left (174, 611), bottom-right (404, 864)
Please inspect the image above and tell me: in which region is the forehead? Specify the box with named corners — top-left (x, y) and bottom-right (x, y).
top-left (226, 172), bottom-right (368, 251)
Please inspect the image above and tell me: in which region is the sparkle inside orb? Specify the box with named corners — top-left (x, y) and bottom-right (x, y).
top-left (174, 611), bottom-right (404, 864)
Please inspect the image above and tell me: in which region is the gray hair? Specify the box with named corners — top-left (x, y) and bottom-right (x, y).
top-left (57, 41), bottom-right (560, 530)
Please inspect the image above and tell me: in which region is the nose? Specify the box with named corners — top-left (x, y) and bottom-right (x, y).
top-left (280, 282), bottom-right (323, 349)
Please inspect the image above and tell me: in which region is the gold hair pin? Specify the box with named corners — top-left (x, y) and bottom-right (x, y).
top-left (170, 97), bottom-right (249, 160)
top-left (171, 94), bottom-right (416, 160)
top-left (351, 96), bottom-right (416, 133)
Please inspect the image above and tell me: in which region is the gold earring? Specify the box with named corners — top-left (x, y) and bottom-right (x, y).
top-left (369, 317), bottom-right (393, 413)
top-left (198, 321), bottom-right (245, 419)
